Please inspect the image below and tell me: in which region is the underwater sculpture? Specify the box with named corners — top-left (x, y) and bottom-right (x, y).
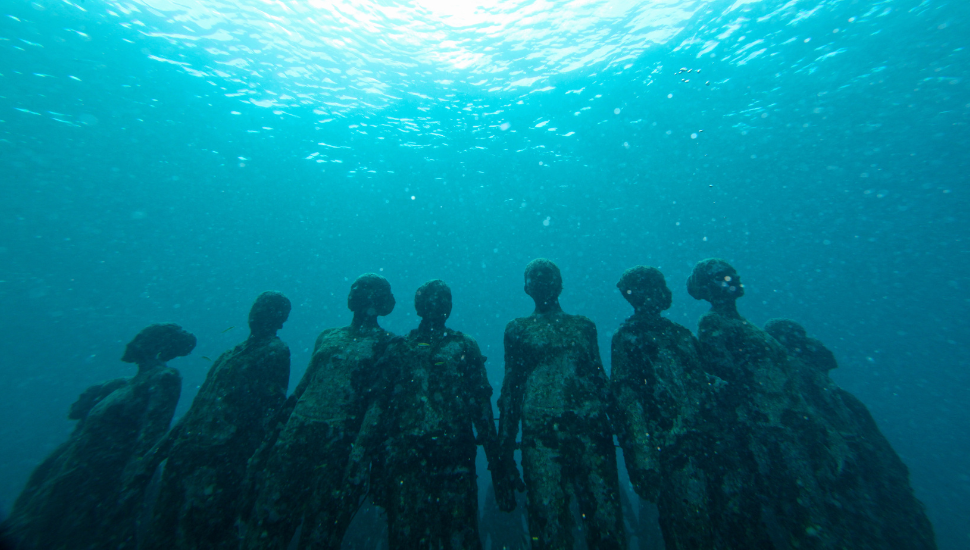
top-left (609, 266), bottom-right (719, 549)
top-left (688, 258), bottom-right (851, 550)
top-left (497, 259), bottom-right (626, 550)
top-left (351, 279), bottom-right (514, 549)
top-left (3, 323), bottom-right (194, 550)
top-left (765, 318), bottom-right (937, 550)
top-left (242, 275), bottom-right (395, 550)
top-left (137, 292), bottom-right (292, 550)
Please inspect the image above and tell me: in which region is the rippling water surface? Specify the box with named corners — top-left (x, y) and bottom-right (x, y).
top-left (1, 0), bottom-right (968, 548)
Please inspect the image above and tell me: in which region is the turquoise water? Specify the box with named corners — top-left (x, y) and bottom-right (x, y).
top-left (1, 0), bottom-right (967, 547)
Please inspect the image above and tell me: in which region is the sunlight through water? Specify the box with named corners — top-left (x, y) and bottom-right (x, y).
top-left (109, 0), bottom-right (714, 112)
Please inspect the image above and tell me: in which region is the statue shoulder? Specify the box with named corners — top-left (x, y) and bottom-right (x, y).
top-left (570, 313), bottom-right (599, 336)
top-left (658, 316), bottom-right (696, 339)
top-left (265, 336), bottom-right (290, 354)
top-left (153, 366), bottom-right (182, 385)
top-left (313, 326), bottom-right (345, 352)
top-left (504, 317), bottom-right (530, 339)
top-left (456, 331), bottom-right (483, 357)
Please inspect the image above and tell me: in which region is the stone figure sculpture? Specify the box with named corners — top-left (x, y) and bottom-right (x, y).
top-left (4, 323), bottom-right (194, 550)
top-left (497, 259), bottom-right (626, 550)
top-left (687, 258), bottom-right (847, 550)
top-left (243, 275), bottom-right (395, 550)
top-left (610, 266), bottom-right (717, 549)
top-left (766, 318), bottom-right (937, 550)
top-left (140, 292), bottom-right (292, 550)
top-left (352, 279), bottom-right (513, 549)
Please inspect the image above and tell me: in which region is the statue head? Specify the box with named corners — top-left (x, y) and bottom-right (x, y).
top-left (249, 291), bottom-right (291, 338)
top-left (348, 273), bottom-right (395, 317)
top-left (415, 279), bottom-right (452, 324)
top-left (617, 266), bottom-right (672, 315)
top-left (524, 258), bottom-right (562, 306)
top-left (687, 258), bottom-right (744, 304)
top-left (121, 323), bottom-right (197, 365)
top-left (765, 318), bottom-right (837, 372)
top-left (763, 319), bottom-right (808, 347)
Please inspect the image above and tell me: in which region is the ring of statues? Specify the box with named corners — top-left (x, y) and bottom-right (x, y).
top-left (1, 258), bottom-right (937, 550)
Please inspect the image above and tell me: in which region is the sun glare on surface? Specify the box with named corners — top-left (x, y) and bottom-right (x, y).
top-left (103, 0), bottom-right (708, 113)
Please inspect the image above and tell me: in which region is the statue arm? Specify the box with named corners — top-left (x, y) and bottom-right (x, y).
top-left (347, 339), bottom-right (401, 482)
top-left (68, 378), bottom-right (126, 420)
top-left (238, 391), bottom-right (298, 523)
top-left (497, 327), bottom-right (525, 458)
top-left (494, 326), bottom-right (528, 510)
top-left (465, 339), bottom-right (498, 455)
top-left (290, 328), bottom-right (337, 401)
top-left (586, 320), bottom-right (610, 388)
top-left (252, 340), bottom-right (291, 429)
top-left (610, 331), bottom-right (661, 501)
top-left (120, 369), bottom-right (182, 501)
top-left (133, 369), bottom-right (182, 460)
top-left (289, 358), bottom-right (317, 402)
top-left (463, 338), bottom-right (519, 509)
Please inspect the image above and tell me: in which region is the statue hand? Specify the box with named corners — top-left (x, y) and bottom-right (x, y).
top-left (345, 445), bottom-right (369, 487)
top-left (492, 458), bottom-right (524, 512)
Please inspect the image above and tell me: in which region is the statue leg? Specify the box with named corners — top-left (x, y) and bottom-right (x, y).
top-left (521, 429), bottom-right (572, 550)
top-left (243, 421), bottom-right (325, 550)
top-left (300, 437), bottom-right (364, 550)
top-left (571, 431), bottom-right (626, 550)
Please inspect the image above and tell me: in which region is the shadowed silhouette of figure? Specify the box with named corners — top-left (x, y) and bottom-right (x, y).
top-left (497, 259), bottom-right (626, 550)
top-left (765, 318), bottom-right (937, 550)
top-left (243, 275), bottom-right (395, 550)
top-left (610, 266), bottom-right (718, 549)
top-left (3, 323), bottom-right (195, 550)
top-left (352, 279), bottom-right (512, 549)
top-left (687, 259), bottom-right (850, 550)
top-left (139, 292), bottom-right (292, 550)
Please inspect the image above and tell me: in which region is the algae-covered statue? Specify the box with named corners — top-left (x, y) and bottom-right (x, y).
top-left (139, 292), bottom-right (292, 550)
top-left (497, 259), bottom-right (626, 550)
top-left (688, 259), bottom-right (847, 549)
top-left (352, 279), bottom-right (512, 548)
top-left (609, 266), bottom-right (717, 548)
top-left (243, 274), bottom-right (395, 550)
top-left (3, 323), bottom-right (194, 550)
top-left (765, 318), bottom-right (937, 550)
